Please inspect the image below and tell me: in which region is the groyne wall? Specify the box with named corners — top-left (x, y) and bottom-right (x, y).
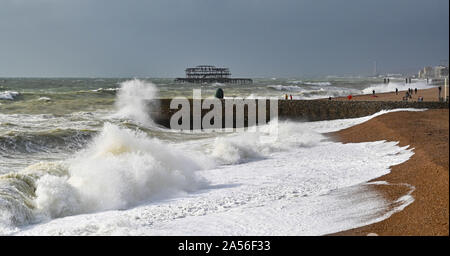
top-left (148, 99), bottom-right (449, 129)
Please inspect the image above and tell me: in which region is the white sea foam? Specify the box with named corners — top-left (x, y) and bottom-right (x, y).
top-left (206, 108), bottom-right (422, 165)
top-left (0, 94), bottom-right (423, 235)
top-left (287, 81), bottom-right (332, 86)
top-left (0, 123), bottom-right (210, 231)
top-left (10, 136), bottom-right (414, 236)
top-left (211, 82), bottom-right (226, 87)
top-left (298, 108), bottom-right (427, 133)
top-left (92, 87), bottom-right (119, 92)
top-left (113, 79), bottom-right (158, 126)
top-left (267, 84), bottom-right (304, 91)
top-left (0, 91), bottom-right (20, 100)
top-left (303, 81), bottom-right (332, 86)
top-left (210, 133), bottom-right (265, 164)
top-left (0, 111), bottom-right (107, 135)
top-left (37, 97), bottom-right (51, 102)
top-left (37, 123), bottom-right (208, 218)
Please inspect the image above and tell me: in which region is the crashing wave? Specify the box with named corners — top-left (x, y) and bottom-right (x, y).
top-left (0, 129), bottom-right (94, 154)
top-left (37, 97), bottom-right (51, 102)
top-left (267, 85), bottom-right (304, 92)
top-left (0, 91), bottom-right (20, 100)
top-left (303, 81), bottom-right (332, 86)
top-left (91, 88), bottom-right (119, 93)
top-left (287, 81), bottom-right (332, 86)
top-left (113, 79), bottom-right (159, 127)
top-left (0, 123), bottom-right (208, 229)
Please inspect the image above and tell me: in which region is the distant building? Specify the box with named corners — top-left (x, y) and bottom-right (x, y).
top-left (423, 66), bottom-right (433, 78)
top-left (418, 69), bottom-right (424, 78)
top-left (417, 65), bottom-right (448, 79)
top-left (434, 65), bottom-right (449, 78)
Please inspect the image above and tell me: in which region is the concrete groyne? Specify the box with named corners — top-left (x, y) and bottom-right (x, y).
top-left (148, 99), bottom-right (449, 129)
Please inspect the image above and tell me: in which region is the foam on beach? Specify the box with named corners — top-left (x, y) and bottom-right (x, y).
top-left (0, 78), bottom-right (424, 235)
top-left (4, 128), bottom-right (414, 235)
top-left (1, 107), bottom-right (419, 235)
top-left (0, 123), bottom-right (209, 231)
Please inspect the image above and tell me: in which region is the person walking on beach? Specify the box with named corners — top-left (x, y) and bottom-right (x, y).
top-left (372, 89), bottom-right (375, 95)
top-left (438, 86), bottom-right (442, 99)
top-left (396, 88), bottom-right (398, 95)
top-left (285, 94), bottom-right (288, 100)
top-left (415, 88), bottom-right (417, 95)
top-left (289, 94), bottom-right (293, 100)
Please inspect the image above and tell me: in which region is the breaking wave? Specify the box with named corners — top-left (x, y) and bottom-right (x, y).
top-left (113, 79), bottom-right (159, 126)
top-left (0, 123), bottom-right (208, 229)
top-left (267, 84), bottom-right (305, 92)
top-left (288, 81), bottom-right (332, 86)
top-left (0, 91), bottom-right (20, 100)
top-left (0, 75), bottom-right (424, 235)
top-left (37, 97), bottom-right (51, 102)
top-left (91, 88), bottom-right (119, 93)
top-left (0, 129), bottom-right (94, 154)
top-left (304, 81), bottom-right (332, 86)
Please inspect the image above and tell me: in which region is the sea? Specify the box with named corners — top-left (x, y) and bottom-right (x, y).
top-left (0, 77), bottom-right (435, 235)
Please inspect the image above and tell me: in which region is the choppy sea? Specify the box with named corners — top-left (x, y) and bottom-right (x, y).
top-left (0, 77), bottom-right (431, 235)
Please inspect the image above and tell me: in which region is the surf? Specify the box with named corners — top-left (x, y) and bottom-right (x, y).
top-left (0, 77), bottom-right (424, 235)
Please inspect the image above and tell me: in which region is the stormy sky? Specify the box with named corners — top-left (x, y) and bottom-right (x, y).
top-left (0, 0), bottom-right (448, 77)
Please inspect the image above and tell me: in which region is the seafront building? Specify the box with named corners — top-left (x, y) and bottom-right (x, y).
top-left (418, 65), bottom-right (449, 79)
top-left (434, 65), bottom-right (449, 78)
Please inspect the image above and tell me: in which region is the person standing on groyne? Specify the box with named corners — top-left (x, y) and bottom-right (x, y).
top-left (215, 88), bottom-right (224, 99)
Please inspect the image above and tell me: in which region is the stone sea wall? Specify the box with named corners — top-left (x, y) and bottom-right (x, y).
top-left (148, 99), bottom-right (449, 129)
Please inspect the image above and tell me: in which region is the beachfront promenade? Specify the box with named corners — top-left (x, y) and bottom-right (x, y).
top-left (331, 85), bottom-right (449, 102)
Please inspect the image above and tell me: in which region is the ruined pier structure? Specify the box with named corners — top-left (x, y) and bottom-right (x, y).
top-left (175, 65), bottom-right (252, 84)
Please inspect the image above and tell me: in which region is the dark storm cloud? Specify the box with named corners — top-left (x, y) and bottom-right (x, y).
top-left (0, 0), bottom-right (448, 77)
